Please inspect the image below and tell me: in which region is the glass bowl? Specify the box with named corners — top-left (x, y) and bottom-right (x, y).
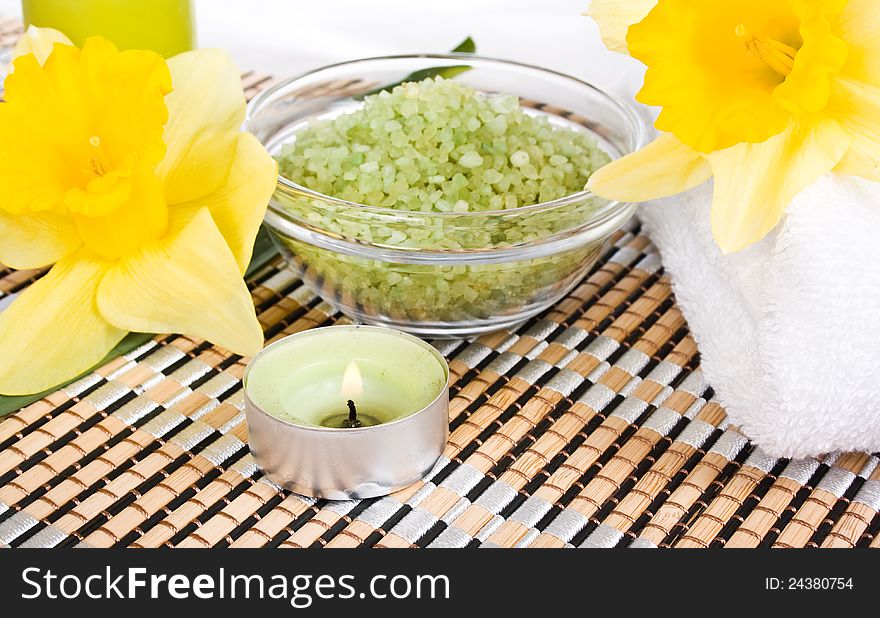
top-left (246, 55), bottom-right (647, 337)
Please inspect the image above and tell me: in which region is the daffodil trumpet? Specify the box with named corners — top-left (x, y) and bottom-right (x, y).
top-left (586, 0), bottom-right (880, 253)
top-left (0, 26), bottom-right (277, 396)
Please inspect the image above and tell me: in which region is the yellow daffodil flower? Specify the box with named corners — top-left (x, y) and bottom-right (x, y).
top-left (0, 27), bottom-right (277, 395)
top-left (586, 0), bottom-right (880, 252)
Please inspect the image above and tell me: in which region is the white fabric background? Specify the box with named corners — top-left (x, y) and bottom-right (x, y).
top-left (0, 0), bottom-right (645, 101)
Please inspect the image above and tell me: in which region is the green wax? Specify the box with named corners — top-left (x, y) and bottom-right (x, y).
top-left (245, 328), bottom-right (447, 429)
top-left (22, 0), bottom-right (195, 58)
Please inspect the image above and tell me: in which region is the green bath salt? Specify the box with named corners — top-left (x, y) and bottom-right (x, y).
top-left (272, 77), bottom-right (614, 327)
top-left (277, 77), bottom-right (609, 213)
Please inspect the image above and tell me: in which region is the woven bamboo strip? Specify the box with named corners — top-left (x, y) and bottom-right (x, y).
top-left (518, 355), bottom-right (704, 547)
top-left (321, 273), bottom-right (670, 548)
top-left (0, 337), bottom-right (199, 480)
top-left (598, 400), bottom-right (728, 540)
top-left (632, 426), bottom-right (749, 547)
top-left (446, 231), bottom-right (652, 422)
top-left (175, 476), bottom-right (284, 547)
top-left (228, 493), bottom-right (319, 548)
top-left (0, 342), bottom-right (150, 445)
top-left (0, 349), bottom-right (239, 509)
top-left (821, 463), bottom-right (880, 548)
top-left (724, 457), bottom-right (825, 548)
top-left (81, 407), bottom-right (252, 547)
top-left (773, 453), bottom-right (874, 548)
top-left (675, 451), bottom-right (778, 548)
top-left (130, 463), bottom-right (262, 548)
top-left (0, 347), bottom-right (237, 531)
top-left (0, 268), bottom-right (44, 295)
top-left (0, 268), bottom-right (325, 546)
top-left (128, 338), bottom-right (355, 546)
top-left (471, 323), bottom-right (696, 548)
top-left (543, 387), bottom-right (707, 546)
top-left (375, 280), bottom-right (676, 548)
top-left (53, 409), bottom-right (250, 545)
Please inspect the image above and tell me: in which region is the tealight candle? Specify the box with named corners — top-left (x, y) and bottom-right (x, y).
top-left (243, 325), bottom-right (449, 499)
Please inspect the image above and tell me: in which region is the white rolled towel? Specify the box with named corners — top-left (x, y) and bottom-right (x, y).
top-left (638, 175), bottom-right (880, 458)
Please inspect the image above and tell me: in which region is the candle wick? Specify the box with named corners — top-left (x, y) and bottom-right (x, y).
top-left (343, 399), bottom-right (362, 428)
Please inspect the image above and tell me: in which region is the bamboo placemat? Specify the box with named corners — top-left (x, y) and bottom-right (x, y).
top-left (1, 19), bottom-right (878, 549)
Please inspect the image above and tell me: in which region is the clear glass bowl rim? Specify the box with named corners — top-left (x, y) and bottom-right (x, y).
top-left (245, 53), bottom-right (649, 263)
top-left (247, 53), bottom-right (649, 225)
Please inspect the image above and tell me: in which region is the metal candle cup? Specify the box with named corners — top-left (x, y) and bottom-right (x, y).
top-left (243, 326), bottom-right (449, 500)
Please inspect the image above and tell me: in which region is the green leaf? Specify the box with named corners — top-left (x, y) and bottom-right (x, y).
top-left (245, 224), bottom-right (279, 279)
top-left (452, 36), bottom-right (476, 54)
top-left (356, 36), bottom-right (477, 99)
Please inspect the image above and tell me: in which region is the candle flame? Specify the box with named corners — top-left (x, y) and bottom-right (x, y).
top-left (341, 361), bottom-right (363, 399)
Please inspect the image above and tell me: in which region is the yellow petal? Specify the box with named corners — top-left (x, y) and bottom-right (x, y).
top-left (157, 49), bottom-right (246, 205)
top-left (828, 77), bottom-right (880, 180)
top-left (0, 37), bottom-right (170, 217)
top-left (587, 0), bottom-right (657, 54)
top-left (11, 25), bottom-right (72, 65)
top-left (0, 251), bottom-right (125, 395)
top-left (707, 116), bottom-right (850, 253)
top-left (74, 158), bottom-right (169, 260)
top-left (587, 133), bottom-right (711, 202)
top-left (628, 0), bottom-right (799, 152)
top-left (97, 208), bottom-right (263, 356)
top-left (830, 0), bottom-right (880, 85)
top-left (173, 133), bottom-right (277, 274)
top-left (0, 208), bottom-right (80, 269)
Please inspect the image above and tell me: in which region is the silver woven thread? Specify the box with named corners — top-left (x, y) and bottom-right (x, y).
top-left (610, 397), bottom-right (649, 424)
top-left (18, 524), bottom-right (68, 549)
top-left (615, 349), bottom-right (650, 377)
top-left (642, 407), bottom-right (681, 436)
top-left (405, 482), bottom-right (437, 508)
top-left (853, 479), bottom-right (880, 511)
top-left (83, 381), bottom-right (130, 410)
top-left (199, 434), bottom-right (246, 467)
top-left (553, 327), bottom-right (589, 351)
top-left (578, 384), bottom-right (617, 412)
top-left (515, 359), bottom-right (553, 385)
top-left (583, 336), bottom-right (619, 361)
top-left (707, 430), bottom-right (748, 460)
top-left (355, 498), bottom-right (403, 528)
top-left (141, 345), bottom-right (186, 372)
top-left (779, 458), bottom-right (821, 485)
top-left (429, 525), bottom-right (471, 548)
top-left (544, 368), bottom-right (584, 397)
top-left (0, 510), bottom-right (39, 545)
top-left (675, 419), bottom-right (716, 449)
top-left (542, 508), bottom-right (590, 542)
top-left (441, 497), bottom-right (471, 524)
top-left (744, 449), bottom-right (778, 474)
top-left (586, 361), bottom-right (611, 383)
top-left (485, 351), bottom-right (522, 376)
top-left (474, 481), bottom-right (518, 514)
top-left (644, 361), bottom-right (681, 387)
top-left (438, 463), bottom-right (483, 496)
top-left (509, 496), bottom-right (553, 528)
top-left (389, 507), bottom-right (437, 543)
top-left (324, 500), bottom-right (360, 516)
top-left (816, 467), bottom-right (855, 498)
top-left (524, 319), bottom-right (558, 342)
top-left (453, 343), bottom-right (492, 369)
top-left (580, 523), bottom-right (624, 548)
